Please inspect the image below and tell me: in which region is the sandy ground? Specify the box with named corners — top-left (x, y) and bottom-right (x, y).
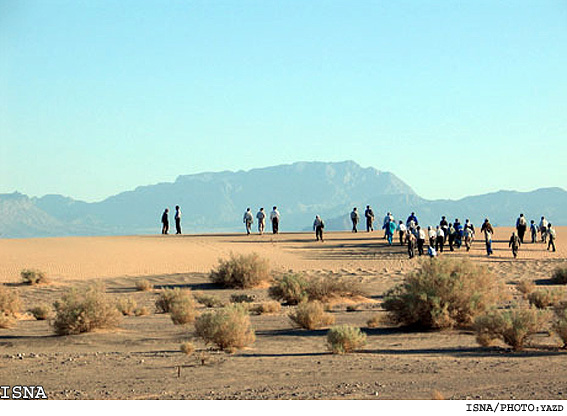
top-left (1, 227), bottom-right (566, 400)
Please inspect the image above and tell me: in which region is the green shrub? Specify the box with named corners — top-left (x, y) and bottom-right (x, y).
top-left (288, 301), bottom-right (335, 330)
top-left (52, 285), bottom-right (122, 335)
top-left (155, 288), bottom-right (191, 313)
top-left (474, 307), bottom-right (549, 350)
top-left (21, 269), bottom-right (48, 285)
top-left (268, 273), bottom-right (309, 305)
top-left (326, 325), bottom-right (367, 354)
top-left (527, 289), bottom-right (562, 309)
top-left (551, 267), bottom-right (567, 285)
top-left (382, 258), bottom-right (503, 329)
top-left (29, 304), bottom-right (51, 320)
top-left (210, 253), bottom-right (271, 289)
top-left (194, 304), bottom-right (255, 351)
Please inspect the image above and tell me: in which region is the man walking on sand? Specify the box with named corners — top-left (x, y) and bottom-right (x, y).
top-left (397, 220), bottom-right (407, 246)
top-left (547, 223), bottom-right (557, 252)
top-left (516, 213), bottom-right (527, 244)
top-left (161, 208), bottom-right (169, 235)
top-left (416, 226), bottom-right (426, 256)
top-left (256, 208), bottom-right (266, 235)
top-left (243, 208), bottom-right (253, 235)
top-left (365, 205), bottom-right (375, 232)
top-left (174, 205), bottom-right (182, 235)
top-left (270, 206), bottom-right (280, 234)
top-left (509, 231), bottom-right (521, 258)
top-left (539, 216), bottom-right (548, 243)
top-left (350, 207), bottom-right (359, 233)
top-left (481, 218), bottom-right (494, 256)
top-left (313, 215), bottom-right (325, 242)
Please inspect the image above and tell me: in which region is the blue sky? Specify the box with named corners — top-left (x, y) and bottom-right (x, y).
top-left (1, 1), bottom-right (566, 202)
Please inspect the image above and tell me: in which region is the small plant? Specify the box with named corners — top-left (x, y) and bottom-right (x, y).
top-left (268, 273), bottom-right (309, 305)
top-left (288, 301), bottom-right (335, 330)
top-left (21, 269), bottom-right (48, 285)
top-left (29, 304), bottom-right (51, 320)
top-left (180, 341), bottom-right (195, 356)
top-left (135, 279), bottom-right (153, 291)
top-left (169, 293), bottom-right (197, 325)
top-left (134, 306), bottom-right (150, 316)
top-left (527, 289), bottom-right (562, 309)
top-left (474, 307), bottom-right (549, 351)
top-left (552, 303), bottom-right (567, 348)
top-left (251, 301), bottom-right (282, 315)
top-left (155, 288), bottom-right (191, 313)
top-left (230, 293), bottom-right (256, 303)
top-left (551, 267), bottom-right (567, 285)
top-left (194, 304), bottom-right (255, 351)
top-left (366, 314), bottom-right (382, 328)
top-left (383, 258), bottom-right (503, 329)
top-left (326, 324), bottom-right (367, 354)
top-left (193, 291), bottom-right (225, 308)
top-left (516, 280), bottom-right (535, 298)
top-left (52, 284), bottom-right (122, 336)
top-left (305, 276), bottom-right (365, 302)
top-left (116, 297), bottom-right (137, 316)
top-left (0, 284), bottom-right (21, 317)
top-left (210, 253), bottom-right (271, 289)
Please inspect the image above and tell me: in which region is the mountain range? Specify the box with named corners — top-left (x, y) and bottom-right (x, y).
top-left (1, 161), bottom-right (565, 238)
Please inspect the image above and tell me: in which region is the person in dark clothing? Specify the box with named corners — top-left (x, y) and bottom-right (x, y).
top-left (407, 229), bottom-right (417, 259)
top-left (530, 220), bottom-right (538, 243)
top-left (516, 213), bottom-right (527, 244)
top-left (480, 218), bottom-right (494, 256)
top-left (447, 223), bottom-right (456, 252)
top-left (174, 205), bottom-right (182, 235)
top-left (435, 226), bottom-right (445, 253)
top-left (350, 208), bottom-right (359, 233)
top-left (313, 215), bottom-right (325, 242)
top-left (547, 224), bottom-right (557, 252)
top-left (364, 205), bottom-right (374, 232)
top-left (439, 216), bottom-right (449, 243)
top-left (161, 208), bottom-right (169, 235)
top-left (509, 231), bottom-right (521, 258)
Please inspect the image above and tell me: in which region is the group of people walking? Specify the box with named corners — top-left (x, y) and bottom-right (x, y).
top-left (243, 207), bottom-right (281, 235)
top-left (161, 206), bottom-right (182, 235)
top-left (511, 214), bottom-right (557, 257)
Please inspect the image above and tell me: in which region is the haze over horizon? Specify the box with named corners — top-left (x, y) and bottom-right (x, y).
top-left (2, 1), bottom-right (566, 202)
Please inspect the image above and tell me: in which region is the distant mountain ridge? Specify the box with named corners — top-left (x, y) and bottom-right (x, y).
top-left (1, 161), bottom-right (565, 238)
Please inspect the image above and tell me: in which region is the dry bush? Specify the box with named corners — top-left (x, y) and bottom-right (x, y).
top-left (0, 284), bottom-right (21, 317)
top-left (210, 253), bottom-right (271, 289)
top-left (52, 285), bottom-right (122, 335)
top-left (180, 341), bottom-right (195, 356)
top-left (230, 293), bottom-right (256, 304)
top-left (551, 267), bottom-right (567, 285)
top-left (135, 279), bottom-right (153, 292)
top-left (21, 269), bottom-right (48, 285)
top-left (305, 276), bottom-right (365, 302)
top-left (527, 289), bottom-right (562, 309)
top-left (155, 288), bottom-right (192, 313)
top-left (169, 292), bottom-right (197, 325)
top-left (134, 306), bottom-right (150, 316)
top-left (194, 304), bottom-right (255, 351)
top-left (268, 273), bottom-right (309, 305)
top-left (474, 307), bottom-right (549, 350)
top-left (116, 297), bottom-right (137, 316)
top-left (516, 280), bottom-right (535, 298)
top-left (193, 291), bottom-right (225, 308)
top-left (29, 304), bottom-right (51, 320)
top-left (326, 324), bottom-right (367, 354)
top-left (383, 258), bottom-right (504, 329)
top-left (552, 303), bottom-right (567, 348)
top-left (0, 313), bottom-right (16, 329)
top-left (251, 301), bottom-right (282, 315)
top-left (288, 301), bottom-right (335, 330)
top-left (366, 314), bottom-right (382, 328)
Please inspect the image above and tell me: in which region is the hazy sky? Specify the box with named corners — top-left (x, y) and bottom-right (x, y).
top-left (1, 1), bottom-right (566, 202)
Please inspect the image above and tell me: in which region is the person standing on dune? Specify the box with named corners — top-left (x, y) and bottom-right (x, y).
top-left (256, 208), bottom-right (266, 235)
top-left (243, 208), bottom-right (253, 235)
top-left (313, 215), bottom-right (325, 242)
top-left (161, 208), bottom-right (169, 235)
top-left (509, 230), bottom-right (521, 258)
top-left (516, 213), bottom-right (527, 244)
top-left (174, 205), bottom-right (182, 235)
top-left (350, 207), bottom-right (359, 233)
top-left (547, 223), bottom-right (557, 252)
top-left (481, 218), bottom-right (494, 256)
top-left (270, 206), bottom-right (280, 234)
top-left (365, 205), bottom-right (375, 232)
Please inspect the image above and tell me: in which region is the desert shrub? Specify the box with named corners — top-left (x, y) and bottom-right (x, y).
top-left (194, 304), bottom-right (255, 351)
top-left (21, 269), bottom-right (48, 285)
top-left (268, 273), bottom-right (309, 305)
top-left (516, 280), bottom-right (535, 298)
top-left (382, 258), bottom-right (503, 329)
top-left (193, 291), bottom-right (225, 308)
top-left (116, 297), bottom-right (137, 316)
top-left (180, 341), bottom-right (195, 355)
top-left (366, 314), bottom-right (382, 328)
top-left (527, 289), bottom-right (562, 309)
top-left (474, 307), bottom-right (549, 350)
top-left (210, 253), bottom-right (270, 289)
top-left (251, 301), bottom-right (282, 315)
top-left (52, 285), bottom-right (122, 336)
top-left (326, 325), bottom-right (367, 354)
top-left (29, 304), bottom-right (51, 320)
top-left (0, 285), bottom-right (21, 317)
top-left (135, 279), bottom-right (153, 292)
top-left (551, 267), bottom-right (567, 285)
top-left (552, 303), bottom-right (567, 348)
top-left (288, 301), bottom-right (335, 330)
top-left (155, 288), bottom-right (192, 313)
top-left (170, 293), bottom-right (197, 325)
top-left (305, 276), bottom-right (365, 302)
top-left (230, 293), bottom-right (256, 303)
top-left (134, 306), bottom-right (150, 316)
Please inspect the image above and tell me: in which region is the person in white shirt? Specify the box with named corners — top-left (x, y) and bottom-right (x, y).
top-left (428, 226), bottom-right (436, 247)
top-left (539, 216), bottom-right (548, 243)
top-left (243, 208), bottom-right (253, 235)
top-left (174, 205), bottom-right (182, 235)
top-left (397, 221), bottom-right (407, 246)
top-left (435, 225), bottom-right (445, 252)
top-left (416, 226), bottom-right (426, 256)
top-left (270, 206), bottom-right (280, 234)
top-left (547, 224), bottom-right (557, 252)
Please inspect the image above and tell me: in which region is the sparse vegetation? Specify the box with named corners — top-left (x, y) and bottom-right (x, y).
top-left (135, 279), bottom-right (153, 292)
top-left (366, 314), bottom-right (382, 328)
top-left (52, 284), bottom-right (122, 336)
top-left (116, 297), bottom-right (137, 316)
top-left (210, 253), bottom-right (271, 289)
top-left (29, 304), bottom-right (51, 320)
top-left (552, 303), bottom-right (567, 348)
top-left (180, 341), bottom-right (195, 356)
top-left (0, 284), bottom-right (21, 317)
top-left (516, 280), bottom-right (535, 298)
top-left (194, 304), bottom-right (255, 351)
top-left (21, 269), bottom-right (48, 285)
top-left (382, 258), bottom-right (503, 329)
top-left (305, 276), bottom-right (365, 302)
top-left (134, 306), bottom-right (150, 316)
top-left (251, 301), bottom-right (281, 315)
top-left (268, 273), bottom-right (309, 305)
top-left (155, 288), bottom-right (192, 313)
top-left (288, 301), bottom-right (335, 330)
top-left (474, 307), bottom-right (549, 350)
top-left (162, 290), bottom-right (197, 325)
top-left (550, 267), bottom-right (567, 285)
top-left (527, 289), bottom-right (562, 309)
top-left (326, 324), bottom-right (367, 354)
top-left (230, 293), bottom-right (256, 303)
top-left (194, 291), bottom-right (225, 308)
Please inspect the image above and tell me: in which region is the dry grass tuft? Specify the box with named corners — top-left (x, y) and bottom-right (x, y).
top-left (180, 341), bottom-right (195, 356)
top-left (116, 297), bottom-right (137, 316)
top-left (268, 273), bottom-right (309, 305)
top-left (552, 302), bottom-right (567, 348)
top-left (135, 279), bottom-right (153, 292)
top-left (210, 253), bottom-right (271, 289)
top-left (551, 267), bottom-right (567, 285)
top-left (194, 304), bottom-right (255, 352)
top-left (516, 280), bottom-right (535, 298)
top-left (0, 284), bottom-right (21, 317)
top-left (29, 304), bottom-right (51, 320)
top-left (230, 293), bottom-right (256, 304)
top-left (251, 301), bottom-right (282, 315)
top-left (134, 306), bottom-right (150, 316)
top-left (326, 324), bottom-right (367, 354)
top-left (168, 291), bottom-right (197, 325)
top-left (527, 289), bottom-right (563, 309)
top-left (288, 301), bottom-right (335, 330)
top-left (193, 291), bottom-right (225, 308)
top-left (21, 269), bottom-right (49, 285)
top-left (366, 314), bottom-right (382, 328)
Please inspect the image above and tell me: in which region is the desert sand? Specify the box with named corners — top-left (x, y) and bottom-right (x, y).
top-left (1, 227), bottom-right (566, 400)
